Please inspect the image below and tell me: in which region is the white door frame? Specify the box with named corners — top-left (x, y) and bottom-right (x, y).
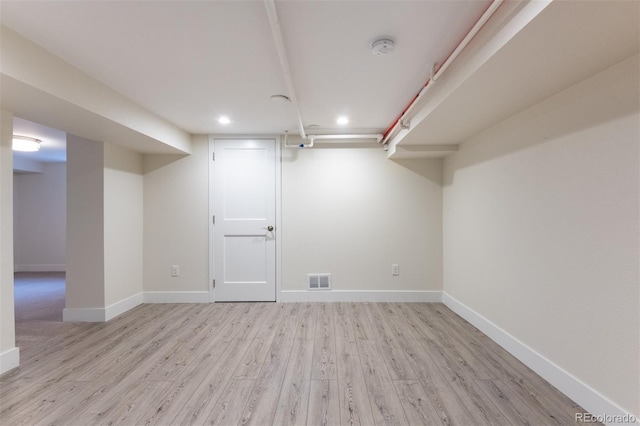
top-left (208, 135), bottom-right (282, 302)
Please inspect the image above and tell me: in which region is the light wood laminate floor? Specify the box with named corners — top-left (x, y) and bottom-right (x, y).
top-left (1, 302), bottom-right (591, 425)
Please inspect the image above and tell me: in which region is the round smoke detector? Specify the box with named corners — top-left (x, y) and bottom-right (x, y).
top-left (371, 38), bottom-right (394, 56)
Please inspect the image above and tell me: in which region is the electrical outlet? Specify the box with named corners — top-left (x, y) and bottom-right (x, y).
top-left (171, 265), bottom-right (180, 277)
top-left (392, 264), bottom-right (399, 276)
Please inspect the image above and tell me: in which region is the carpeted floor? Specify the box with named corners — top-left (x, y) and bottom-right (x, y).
top-left (14, 272), bottom-right (79, 349)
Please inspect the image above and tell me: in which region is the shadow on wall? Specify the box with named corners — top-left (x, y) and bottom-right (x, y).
top-left (392, 158), bottom-right (442, 186)
top-left (442, 55), bottom-right (639, 186)
top-left (143, 153), bottom-right (190, 173)
top-left (282, 141), bottom-right (443, 187)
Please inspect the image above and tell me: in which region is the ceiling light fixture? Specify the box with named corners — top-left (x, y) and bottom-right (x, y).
top-left (371, 38), bottom-right (395, 56)
top-left (12, 136), bottom-right (41, 152)
top-left (337, 116), bottom-right (349, 125)
top-left (218, 116), bottom-right (231, 125)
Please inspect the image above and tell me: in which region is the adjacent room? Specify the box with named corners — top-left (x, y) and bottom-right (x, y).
top-left (0, 1), bottom-right (638, 425)
top-left (12, 117), bottom-right (70, 349)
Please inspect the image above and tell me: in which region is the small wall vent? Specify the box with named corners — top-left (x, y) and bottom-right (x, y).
top-left (307, 273), bottom-right (331, 290)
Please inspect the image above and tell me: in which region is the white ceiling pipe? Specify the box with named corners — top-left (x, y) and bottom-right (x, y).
top-left (381, 0), bottom-right (503, 145)
top-left (310, 134), bottom-right (383, 142)
top-left (380, 80), bottom-right (434, 145)
top-left (283, 131), bottom-right (314, 148)
top-left (264, 0), bottom-right (307, 140)
top-left (283, 133), bottom-right (383, 148)
top-left (266, 1), bottom-right (385, 148)
top-left (432, 0), bottom-right (503, 82)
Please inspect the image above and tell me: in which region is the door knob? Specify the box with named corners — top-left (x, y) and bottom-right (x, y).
top-left (262, 225), bottom-right (274, 232)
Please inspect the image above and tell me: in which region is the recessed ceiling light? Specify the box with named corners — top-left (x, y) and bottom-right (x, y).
top-left (12, 136), bottom-right (41, 152)
top-left (218, 116), bottom-right (231, 125)
top-left (337, 116), bottom-right (349, 125)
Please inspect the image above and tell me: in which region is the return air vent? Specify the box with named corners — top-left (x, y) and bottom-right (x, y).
top-left (307, 273), bottom-right (331, 290)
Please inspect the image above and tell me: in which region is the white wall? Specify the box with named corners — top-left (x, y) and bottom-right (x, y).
top-left (65, 135), bottom-right (105, 311)
top-left (65, 137), bottom-right (145, 320)
top-left (104, 143), bottom-right (143, 306)
top-left (0, 109), bottom-right (19, 373)
top-left (143, 135), bottom-right (210, 295)
top-left (443, 56), bottom-right (639, 417)
top-left (13, 162), bottom-right (66, 272)
top-left (142, 138), bottom-right (443, 301)
top-left (281, 147), bottom-right (442, 294)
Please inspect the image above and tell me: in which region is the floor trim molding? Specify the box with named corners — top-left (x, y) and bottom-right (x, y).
top-left (0, 347), bottom-right (20, 376)
top-left (62, 292), bottom-right (210, 322)
top-left (63, 293), bottom-right (143, 322)
top-left (442, 292), bottom-right (638, 426)
top-left (279, 290), bottom-right (442, 303)
top-left (105, 293), bottom-right (143, 321)
top-left (143, 291), bottom-right (210, 304)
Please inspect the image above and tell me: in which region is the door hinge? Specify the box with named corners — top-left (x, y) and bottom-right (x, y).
top-left (212, 279), bottom-right (216, 288)
top-left (212, 215), bottom-right (215, 224)
top-left (212, 152), bottom-right (215, 161)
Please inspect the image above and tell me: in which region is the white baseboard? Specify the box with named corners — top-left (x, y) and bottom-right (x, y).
top-left (143, 291), bottom-right (210, 303)
top-left (63, 292), bottom-right (143, 322)
top-left (105, 293), bottom-right (143, 321)
top-left (279, 290), bottom-right (442, 303)
top-left (442, 292), bottom-right (639, 426)
top-left (0, 347), bottom-right (20, 375)
top-left (63, 291), bottom-right (209, 321)
top-left (14, 264), bottom-right (66, 272)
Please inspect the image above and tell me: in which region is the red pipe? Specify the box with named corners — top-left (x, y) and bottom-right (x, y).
top-left (382, 80), bottom-right (432, 141)
top-left (381, 1), bottom-right (502, 142)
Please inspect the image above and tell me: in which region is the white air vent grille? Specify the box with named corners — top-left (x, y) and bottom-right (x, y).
top-left (307, 273), bottom-right (331, 290)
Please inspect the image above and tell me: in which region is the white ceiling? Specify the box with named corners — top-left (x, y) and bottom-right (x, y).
top-left (0, 0), bottom-right (491, 137)
top-left (2, 1), bottom-right (638, 163)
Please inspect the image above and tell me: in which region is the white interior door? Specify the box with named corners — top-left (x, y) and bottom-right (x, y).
top-left (213, 138), bottom-right (276, 302)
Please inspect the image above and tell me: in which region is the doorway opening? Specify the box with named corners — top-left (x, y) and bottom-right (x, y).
top-left (12, 117), bottom-right (72, 349)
